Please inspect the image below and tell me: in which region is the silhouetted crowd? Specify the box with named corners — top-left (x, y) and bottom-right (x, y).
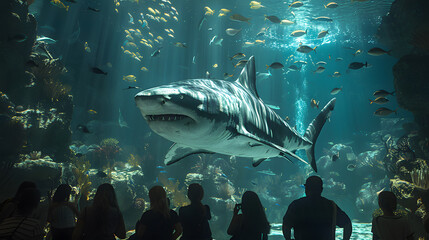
top-left (0, 176), bottom-right (418, 240)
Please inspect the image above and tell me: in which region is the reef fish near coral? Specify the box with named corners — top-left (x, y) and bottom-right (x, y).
top-left (135, 56), bottom-right (336, 172)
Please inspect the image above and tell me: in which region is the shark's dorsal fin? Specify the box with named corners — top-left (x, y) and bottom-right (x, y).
top-left (236, 56), bottom-right (259, 99)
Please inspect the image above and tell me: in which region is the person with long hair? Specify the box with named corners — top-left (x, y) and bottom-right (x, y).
top-left (0, 181), bottom-right (37, 223)
top-left (227, 191), bottom-right (270, 240)
top-left (0, 188), bottom-right (45, 240)
top-left (48, 184), bottom-right (79, 240)
top-left (179, 183), bottom-right (212, 240)
top-left (72, 183), bottom-right (126, 240)
top-left (136, 185), bottom-right (182, 240)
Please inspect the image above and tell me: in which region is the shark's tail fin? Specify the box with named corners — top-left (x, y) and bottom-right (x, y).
top-left (304, 98), bottom-right (336, 172)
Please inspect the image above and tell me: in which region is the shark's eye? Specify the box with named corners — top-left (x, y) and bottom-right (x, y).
top-left (180, 95), bottom-right (184, 100)
top-left (161, 100), bottom-right (166, 105)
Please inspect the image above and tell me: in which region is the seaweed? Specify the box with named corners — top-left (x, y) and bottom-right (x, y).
top-left (71, 156), bottom-right (92, 200)
top-left (158, 173), bottom-right (189, 208)
top-left (127, 153), bottom-right (141, 168)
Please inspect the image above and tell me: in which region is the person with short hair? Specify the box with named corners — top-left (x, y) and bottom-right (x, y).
top-left (72, 183), bottom-right (126, 240)
top-left (136, 185), bottom-right (182, 240)
top-left (0, 188), bottom-right (45, 240)
top-left (48, 184), bottom-right (79, 240)
top-left (282, 176), bottom-right (352, 240)
top-left (179, 183), bottom-right (212, 240)
top-left (227, 191), bottom-right (270, 240)
top-left (372, 191), bottom-right (413, 240)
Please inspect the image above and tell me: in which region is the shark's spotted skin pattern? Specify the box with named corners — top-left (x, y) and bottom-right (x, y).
top-left (135, 56), bottom-right (336, 172)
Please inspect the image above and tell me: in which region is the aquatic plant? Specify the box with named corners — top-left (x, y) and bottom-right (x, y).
top-left (30, 57), bottom-right (70, 103)
top-left (218, 182), bottom-right (235, 199)
top-left (127, 154), bottom-right (141, 168)
top-left (158, 173), bottom-right (189, 208)
top-left (410, 162), bottom-right (429, 190)
top-left (71, 156), bottom-right (92, 200)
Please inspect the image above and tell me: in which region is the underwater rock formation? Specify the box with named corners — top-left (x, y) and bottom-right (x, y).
top-left (393, 55), bottom-right (429, 135)
top-left (0, 0), bottom-right (73, 167)
top-left (376, 0), bottom-right (429, 58)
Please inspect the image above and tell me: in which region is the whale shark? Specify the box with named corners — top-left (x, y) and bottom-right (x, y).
top-left (135, 56), bottom-right (336, 172)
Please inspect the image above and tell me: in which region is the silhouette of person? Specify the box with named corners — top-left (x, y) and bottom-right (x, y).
top-left (372, 191), bottom-right (413, 240)
top-left (179, 183), bottom-right (212, 240)
top-left (0, 188), bottom-right (45, 240)
top-left (227, 191), bottom-right (270, 240)
top-left (72, 183), bottom-right (126, 240)
top-left (282, 176), bottom-right (352, 240)
top-left (48, 184), bottom-right (79, 240)
top-left (136, 185), bottom-right (182, 240)
top-left (0, 181), bottom-right (37, 223)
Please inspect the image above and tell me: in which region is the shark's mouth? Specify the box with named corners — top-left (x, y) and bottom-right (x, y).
top-left (146, 114), bottom-right (192, 122)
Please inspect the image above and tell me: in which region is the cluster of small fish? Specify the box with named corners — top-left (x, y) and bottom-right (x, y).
top-left (118, 0), bottom-right (179, 79)
top-left (370, 90), bottom-right (397, 116)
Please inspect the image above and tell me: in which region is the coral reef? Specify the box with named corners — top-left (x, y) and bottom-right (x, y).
top-left (127, 154), bottom-right (141, 168)
top-left (94, 138), bottom-right (121, 169)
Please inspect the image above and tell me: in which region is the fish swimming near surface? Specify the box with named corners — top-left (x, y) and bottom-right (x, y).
top-left (265, 15), bottom-right (281, 23)
top-left (88, 7), bottom-right (100, 12)
top-left (297, 45), bottom-right (317, 54)
top-left (374, 107), bottom-right (396, 116)
top-left (229, 14), bottom-right (251, 24)
top-left (312, 16), bottom-right (333, 22)
top-left (368, 47), bottom-right (391, 56)
top-left (266, 62), bottom-right (284, 70)
top-left (91, 67), bottom-right (107, 75)
top-left (373, 90), bottom-right (395, 98)
top-left (317, 30), bottom-right (329, 39)
top-left (289, 1), bottom-right (303, 8)
top-left (134, 56), bottom-right (337, 172)
top-left (230, 53), bottom-right (246, 60)
top-left (226, 28), bottom-right (242, 36)
top-left (369, 97), bottom-right (389, 105)
top-left (330, 87), bottom-right (342, 95)
top-left (348, 62), bottom-right (367, 70)
top-left (291, 30), bottom-right (307, 37)
top-left (151, 47), bottom-right (162, 57)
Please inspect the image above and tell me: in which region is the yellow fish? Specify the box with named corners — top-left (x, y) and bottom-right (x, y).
top-left (50, 0), bottom-right (69, 11)
top-left (213, 64), bottom-right (218, 68)
top-left (148, 32), bottom-right (154, 37)
top-left (168, 34), bottom-right (175, 38)
top-left (164, 29), bottom-right (171, 33)
top-left (115, 9), bottom-right (118, 13)
top-left (164, 13), bottom-right (170, 18)
top-left (169, 29), bottom-right (174, 33)
top-left (204, 6), bottom-right (214, 15)
top-left (140, 67), bottom-right (149, 72)
top-left (148, 7), bottom-right (156, 15)
top-left (88, 109), bottom-right (97, 114)
top-left (218, 13), bottom-right (226, 17)
top-left (123, 75), bottom-right (137, 82)
top-left (126, 35), bottom-right (134, 41)
top-left (155, 9), bottom-right (161, 15)
top-left (220, 8), bottom-right (231, 13)
top-left (84, 42), bottom-right (91, 53)
top-left (115, 2), bottom-right (120, 7)
top-left (157, 36), bottom-right (164, 40)
top-left (124, 50), bottom-right (133, 56)
top-left (160, 17), bottom-right (167, 22)
top-left (173, 16), bottom-right (178, 22)
top-left (124, 30), bottom-right (130, 35)
top-left (255, 39), bottom-right (265, 44)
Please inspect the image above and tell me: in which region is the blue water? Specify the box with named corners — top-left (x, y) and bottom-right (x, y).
top-left (24, 0), bottom-right (413, 237)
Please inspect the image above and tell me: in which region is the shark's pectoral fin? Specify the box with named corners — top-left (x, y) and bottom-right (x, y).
top-left (252, 158), bottom-right (267, 167)
top-left (165, 143), bottom-right (213, 165)
top-left (239, 129), bottom-right (309, 167)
